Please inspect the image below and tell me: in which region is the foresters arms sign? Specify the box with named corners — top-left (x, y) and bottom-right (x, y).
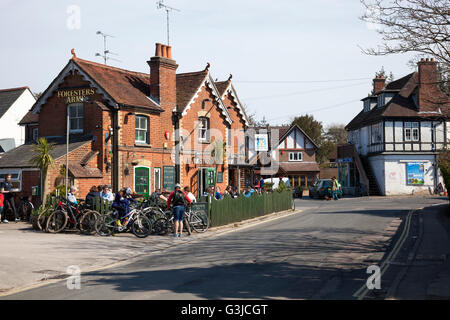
top-left (57, 88), bottom-right (95, 104)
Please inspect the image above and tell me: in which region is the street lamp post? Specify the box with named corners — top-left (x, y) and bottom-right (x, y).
top-left (66, 104), bottom-right (69, 198)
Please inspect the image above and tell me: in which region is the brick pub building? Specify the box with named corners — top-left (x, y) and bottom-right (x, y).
top-left (0, 43), bottom-right (251, 201)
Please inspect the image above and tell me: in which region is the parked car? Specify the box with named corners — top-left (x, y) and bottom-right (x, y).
top-left (309, 179), bottom-right (343, 199)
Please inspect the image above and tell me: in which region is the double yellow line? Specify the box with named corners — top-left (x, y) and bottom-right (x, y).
top-left (353, 210), bottom-right (413, 300)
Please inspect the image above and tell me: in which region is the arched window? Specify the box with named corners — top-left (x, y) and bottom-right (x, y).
top-left (135, 115), bottom-right (149, 144)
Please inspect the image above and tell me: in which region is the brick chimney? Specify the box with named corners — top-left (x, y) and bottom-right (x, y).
top-left (417, 58), bottom-right (439, 111)
top-left (148, 43), bottom-right (178, 108)
top-left (372, 74), bottom-right (386, 95)
top-left (148, 43), bottom-right (178, 153)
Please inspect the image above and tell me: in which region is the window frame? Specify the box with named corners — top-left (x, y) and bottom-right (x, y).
top-left (289, 152), bottom-right (303, 162)
top-left (135, 115), bottom-right (149, 144)
top-left (32, 128), bottom-right (38, 141)
top-left (404, 122), bottom-right (419, 142)
top-left (68, 103), bottom-right (84, 134)
top-left (0, 170), bottom-right (22, 192)
top-left (198, 117), bottom-right (210, 143)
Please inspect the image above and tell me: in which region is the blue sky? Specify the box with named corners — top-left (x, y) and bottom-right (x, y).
top-left (0, 0), bottom-right (418, 127)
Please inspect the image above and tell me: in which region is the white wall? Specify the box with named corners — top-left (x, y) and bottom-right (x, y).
top-left (369, 154), bottom-right (441, 195)
top-left (0, 89), bottom-right (35, 148)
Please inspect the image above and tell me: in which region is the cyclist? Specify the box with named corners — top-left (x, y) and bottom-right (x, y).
top-left (167, 184), bottom-right (191, 238)
top-left (67, 186), bottom-right (78, 204)
top-left (112, 187), bottom-right (137, 227)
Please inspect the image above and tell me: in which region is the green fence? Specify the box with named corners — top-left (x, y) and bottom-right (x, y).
top-left (209, 190), bottom-right (293, 227)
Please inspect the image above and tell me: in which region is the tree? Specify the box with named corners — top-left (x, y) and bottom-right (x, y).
top-left (291, 114), bottom-right (338, 165)
top-left (29, 138), bottom-right (55, 205)
top-left (325, 124), bottom-right (348, 145)
top-left (291, 114), bottom-right (324, 146)
top-left (360, 0), bottom-right (450, 67)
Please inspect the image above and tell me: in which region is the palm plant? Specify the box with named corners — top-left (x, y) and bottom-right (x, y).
top-left (29, 138), bottom-right (56, 205)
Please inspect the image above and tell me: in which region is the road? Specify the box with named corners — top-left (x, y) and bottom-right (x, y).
top-left (3, 195), bottom-right (447, 300)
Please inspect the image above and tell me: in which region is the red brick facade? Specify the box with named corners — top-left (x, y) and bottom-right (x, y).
top-left (13, 44), bottom-right (250, 200)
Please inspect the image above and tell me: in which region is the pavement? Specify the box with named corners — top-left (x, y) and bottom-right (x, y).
top-left (387, 202), bottom-right (450, 299)
top-left (1, 195), bottom-right (449, 299)
top-left (0, 206), bottom-right (300, 296)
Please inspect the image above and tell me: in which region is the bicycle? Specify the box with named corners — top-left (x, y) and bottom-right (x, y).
top-left (185, 206), bottom-right (209, 233)
top-left (17, 196), bottom-right (34, 222)
top-left (153, 206), bottom-right (192, 236)
top-left (95, 207), bottom-right (152, 238)
top-left (46, 198), bottom-right (100, 234)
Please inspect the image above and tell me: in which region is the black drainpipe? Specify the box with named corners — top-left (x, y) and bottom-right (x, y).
top-left (112, 107), bottom-right (120, 193)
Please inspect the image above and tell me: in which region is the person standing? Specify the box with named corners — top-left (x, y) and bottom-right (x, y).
top-left (0, 174), bottom-right (19, 222)
top-left (184, 186), bottom-right (196, 203)
top-left (0, 192), bottom-right (5, 223)
top-left (167, 184), bottom-right (191, 238)
top-left (215, 186), bottom-right (223, 200)
top-left (331, 177), bottom-right (339, 201)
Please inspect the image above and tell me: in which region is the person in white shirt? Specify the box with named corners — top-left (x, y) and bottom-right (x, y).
top-left (101, 185), bottom-right (115, 202)
top-left (184, 186), bottom-right (196, 203)
top-left (67, 186), bottom-right (78, 204)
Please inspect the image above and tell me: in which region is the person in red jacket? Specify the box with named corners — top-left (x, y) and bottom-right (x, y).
top-left (167, 184), bottom-right (191, 238)
top-left (0, 193), bottom-right (5, 223)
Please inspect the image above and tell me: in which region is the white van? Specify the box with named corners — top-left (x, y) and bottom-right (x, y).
top-left (263, 177), bottom-right (290, 190)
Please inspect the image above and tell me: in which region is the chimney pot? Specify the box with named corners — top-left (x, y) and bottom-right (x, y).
top-left (161, 45), bottom-right (168, 58)
top-left (167, 46), bottom-right (172, 59)
top-left (155, 43), bottom-right (162, 57)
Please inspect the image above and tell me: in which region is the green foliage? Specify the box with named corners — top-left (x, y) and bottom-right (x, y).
top-left (277, 180), bottom-right (288, 192)
top-left (29, 138), bottom-right (55, 174)
top-left (50, 184), bottom-right (68, 197)
top-left (316, 140), bottom-right (336, 164)
top-left (325, 124), bottom-right (348, 145)
top-left (291, 114), bottom-right (323, 146)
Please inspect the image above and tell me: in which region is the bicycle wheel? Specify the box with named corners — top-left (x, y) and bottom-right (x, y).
top-left (80, 210), bottom-right (100, 235)
top-left (95, 214), bottom-right (115, 236)
top-left (189, 211), bottom-right (209, 233)
top-left (37, 209), bottom-right (50, 231)
top-left (153, 217), bottom-right (169, 235)
top-left (46, 210), bottom-right (68, 233)
top-left (131, 215), bottom-right (152, 238)
top-left (183, 215), bottom-right (191, 235)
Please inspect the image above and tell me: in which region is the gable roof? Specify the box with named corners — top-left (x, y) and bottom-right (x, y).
top-left (175, 71), bottom-right (233, 124)
top-left (0, 87), bottom-right (30, 119)
top-left (215, 80), bottom-right (250, 127)
top-left (346, 71), bottom-right (450, 131)
top-left (176, 70), bottom-right (209, 113)
top-left (19, 110), bottom-right (39, 125)
top-left (73, 58), bottom-right (162, 111)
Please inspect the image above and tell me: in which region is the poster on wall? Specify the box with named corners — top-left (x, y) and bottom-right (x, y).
top-left (255, 134), bottom-right (268, 152)
top-left (163, 166), bottom-right (175, 191)
top-left (406, 162), bottom-right (425, 185)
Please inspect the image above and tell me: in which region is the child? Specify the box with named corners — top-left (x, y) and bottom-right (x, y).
top-left (0, 192), bottom-right (5, 223)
